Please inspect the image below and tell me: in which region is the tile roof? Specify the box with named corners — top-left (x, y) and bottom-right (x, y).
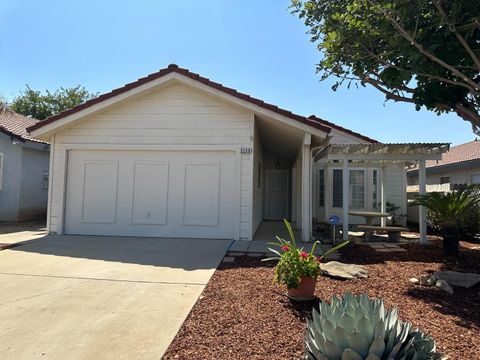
top-left (308, 115), bottom-right (378, 143)
top-left (27, 64), bottom-right (376, 143)
top-left (0, 111), bottom-right (48, 144)
top-left (409, 140), bottom-right (480, 170)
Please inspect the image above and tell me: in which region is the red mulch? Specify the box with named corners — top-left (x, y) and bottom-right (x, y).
top-left (163, 243), bottom-right (480, 360)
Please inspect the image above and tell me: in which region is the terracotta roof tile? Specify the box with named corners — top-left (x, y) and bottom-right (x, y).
top-left (0, 111), bottom-right (48, 144)
top-left (27, 65), bottom-right (376, 143)
top-left (409, 140), bottom-right (480, 170)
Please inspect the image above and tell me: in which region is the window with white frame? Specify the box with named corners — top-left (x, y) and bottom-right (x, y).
top-left (440, 176), bottom-right (450, 185)
top-left (332, 169), bottom-right (343, 207)
top-left (318, 169), bottom-right (325, 207)
top-left (0, 153), bottom-right (3, 191)
top-left (349, 169), bottom-right (365, 209)
top-left (372, 169), bottom-right (378, 209)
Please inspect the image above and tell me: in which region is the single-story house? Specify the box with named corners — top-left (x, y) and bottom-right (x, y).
top-left (407, 140), bottom-right (480, 191)
top-left (27, 64), bottom-right (447, 242)
top-left (0, 111), bottom-right (50, 221)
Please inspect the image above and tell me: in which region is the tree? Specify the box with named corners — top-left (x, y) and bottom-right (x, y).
top-left (291, 0), bottom-right (480, 134)
top-left (11, 85), bottom-right (96, 120)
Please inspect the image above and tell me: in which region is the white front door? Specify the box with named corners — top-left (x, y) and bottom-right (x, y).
top-left (64, 149), bottom-right (236, 239)
top-left (264, 170), bottom-right (289, 220)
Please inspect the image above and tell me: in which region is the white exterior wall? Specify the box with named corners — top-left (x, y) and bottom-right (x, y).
top-left (383, 163), bottom-right (407, 225)
top-left (48, 82), bottom-right (254, 239)
top-left (408, 166), bottom-right (480, 186)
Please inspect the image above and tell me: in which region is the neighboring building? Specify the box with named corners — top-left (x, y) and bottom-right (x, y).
top-left (0, 111), bottom-right (50, 221)
top-left (28, 64), bottom-right (444, 241)
top-left (407, 140), bottom-right (480, 191)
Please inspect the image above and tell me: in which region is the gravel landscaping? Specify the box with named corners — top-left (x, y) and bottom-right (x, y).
top-left (163, 241), bottom-right (480, 360)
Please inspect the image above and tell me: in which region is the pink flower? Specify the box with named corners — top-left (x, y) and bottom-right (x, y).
top-left (281, 245), bottom-right (289, 251)
top-left (316, 256), bottom-right (322, 263)
top-left (300, 251), bottom-right (308, 259)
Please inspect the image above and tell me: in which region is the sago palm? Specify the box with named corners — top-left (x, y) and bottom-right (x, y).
top-left (411, 185), bottom-right (480, 256)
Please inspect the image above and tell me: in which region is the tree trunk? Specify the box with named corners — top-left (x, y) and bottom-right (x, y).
top-left (442, 225), bottom-right (459, 257)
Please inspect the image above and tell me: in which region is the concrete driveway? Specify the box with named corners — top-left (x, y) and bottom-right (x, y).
top-left (0, 235), bottom-right (230, 360)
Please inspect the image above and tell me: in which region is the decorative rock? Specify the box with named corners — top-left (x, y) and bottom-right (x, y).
top-left (419, 274), bottom-right (435, 286)
top-left (435, 279), bottom-right (454, 294)
top-left (320, 261), bottom-right (368, 280)
top-left (409, 278), bottom-right (420, 285)
top-left (434, 271), bottom-right (480, 288)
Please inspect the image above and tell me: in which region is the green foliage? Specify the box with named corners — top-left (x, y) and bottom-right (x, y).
top-left (11, 85), bottom-right (96, 120)
top-left (305, 293), bottom-right (446, 360)
top-left (263, 219), bottom-right (349, 289)
top-left (411, 185), bottom-right (480, 231)
top-left (291, 0), bottom-right (480, 134)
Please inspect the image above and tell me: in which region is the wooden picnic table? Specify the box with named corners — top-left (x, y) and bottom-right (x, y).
top-left (348, 210), bottom-right (391, 226)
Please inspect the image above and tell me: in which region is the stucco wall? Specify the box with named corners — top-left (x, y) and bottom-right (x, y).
top-left (407, 165), bottom-right (480, 186)
top-left (0, 136), bottom-right (22, 220)
top-left (19, 147), bottom-right (49, 220)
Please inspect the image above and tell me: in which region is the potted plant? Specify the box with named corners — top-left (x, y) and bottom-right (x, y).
top-left (411, 185), bottom-right (480, 257)
top-left (263, 220), bottom-right (349, 301)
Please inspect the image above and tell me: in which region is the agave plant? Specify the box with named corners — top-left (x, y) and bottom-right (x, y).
top-left (305, 293), bottom-right (446, 360)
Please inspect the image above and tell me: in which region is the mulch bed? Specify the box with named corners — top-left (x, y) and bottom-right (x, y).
top-left (163, 242), bottom-right (480, 360)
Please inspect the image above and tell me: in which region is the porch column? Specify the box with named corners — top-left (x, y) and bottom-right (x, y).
top-left (379, 167), bottom-right (386, 227)
top-left (301, 134), bottom-right (311, 241)
top-left (418, 159), bottom-right (427, 244)
top-left (342, 159), bottom-right (349, 241)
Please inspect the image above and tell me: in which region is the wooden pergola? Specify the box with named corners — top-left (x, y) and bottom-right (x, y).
top-left (314, 143), bottom-right (450, 243)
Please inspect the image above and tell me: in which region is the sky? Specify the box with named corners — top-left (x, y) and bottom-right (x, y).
top-left (0, 0), bottom-right (474, 145)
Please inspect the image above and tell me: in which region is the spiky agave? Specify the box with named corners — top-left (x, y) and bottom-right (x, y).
top-left (305, 293), bottom-right (446, 360)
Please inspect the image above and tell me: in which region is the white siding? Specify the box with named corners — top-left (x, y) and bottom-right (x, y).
top-left (383, 163), bottom-right (407, 225)
top-left (49, 82), bottom-right (254, 239)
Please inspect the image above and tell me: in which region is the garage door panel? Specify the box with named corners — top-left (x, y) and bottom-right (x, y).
top-left (131, 162), bottom-right (169, 225)
top-left (81, 161), bottom-right (118, 224)
top-left (183, 163), bottom-right (220, 226)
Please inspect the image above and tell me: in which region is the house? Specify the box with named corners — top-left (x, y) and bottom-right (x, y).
top-left (407, 140), bottom-right (480, 191)
top-left (27, 64), bottom-right (447, 242)
top-left (0, 111), bottom-right (50, 221)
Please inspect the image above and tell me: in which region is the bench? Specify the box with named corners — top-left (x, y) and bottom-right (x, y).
top-left (357, 225), bottom-right (409, 242)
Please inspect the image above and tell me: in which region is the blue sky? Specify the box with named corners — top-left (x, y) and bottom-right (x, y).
top-left (0, 0), bottom-right (474, 145)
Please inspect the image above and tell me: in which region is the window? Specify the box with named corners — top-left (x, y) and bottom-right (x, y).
top-left (349, 170), bottom-right (365, 209)
top-left (0, 153), bottom-right (3, 191)
top-left (440, 176), bottom-right (450, 185)
top-left (332, 169), bottom-right (343, 207)
top-left (318, 169), bottom-right (325, 207)
top-left (372, 169), bottom-right (378, 209)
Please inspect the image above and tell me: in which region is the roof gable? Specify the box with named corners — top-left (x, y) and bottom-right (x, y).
top-left (27, 64), bottom-right (375, 143)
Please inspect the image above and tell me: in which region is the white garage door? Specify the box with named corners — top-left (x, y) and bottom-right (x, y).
top-left (64, 150), bottom-right (236, 239)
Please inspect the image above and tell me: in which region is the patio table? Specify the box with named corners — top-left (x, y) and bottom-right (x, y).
top-left (348, 210), bottom-right (391, 226)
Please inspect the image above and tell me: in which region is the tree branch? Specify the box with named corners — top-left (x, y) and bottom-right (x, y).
top-left (363, 76), bottom-right (416, 103)
top-left (385, 12), bottom-right (480, 91)
top-left (455, 103), bottom-right (480, 134)
top-left (433, 0), bottom-right (480, 71)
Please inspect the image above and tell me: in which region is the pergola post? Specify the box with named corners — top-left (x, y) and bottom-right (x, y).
top-left (301, 134), bottom-right (311, 242)
top-left (379, 167), bottom-right (386, 226)
top-left (418, 159), bottom-right (427, 244)
top-left (342, 159), bottom-right (349, 241)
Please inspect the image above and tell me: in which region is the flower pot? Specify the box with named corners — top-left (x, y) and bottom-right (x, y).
top-left (442, 226), bottom-right (459, 257)
top-left (287, 277), bottom-right (317, 301)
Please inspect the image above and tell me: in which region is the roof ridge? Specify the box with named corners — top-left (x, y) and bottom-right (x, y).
top-left (307, 115), bottom-right (378, 143)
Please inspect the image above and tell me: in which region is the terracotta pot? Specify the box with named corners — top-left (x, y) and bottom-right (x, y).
top-left (287, 277), bottom-right (317, 301)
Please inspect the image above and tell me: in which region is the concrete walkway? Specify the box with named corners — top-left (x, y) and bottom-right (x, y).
top-left (0, 235), bottom-right (229, 360)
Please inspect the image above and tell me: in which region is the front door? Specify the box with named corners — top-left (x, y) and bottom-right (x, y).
top-left (265, 170), bottom-right (289, 220)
